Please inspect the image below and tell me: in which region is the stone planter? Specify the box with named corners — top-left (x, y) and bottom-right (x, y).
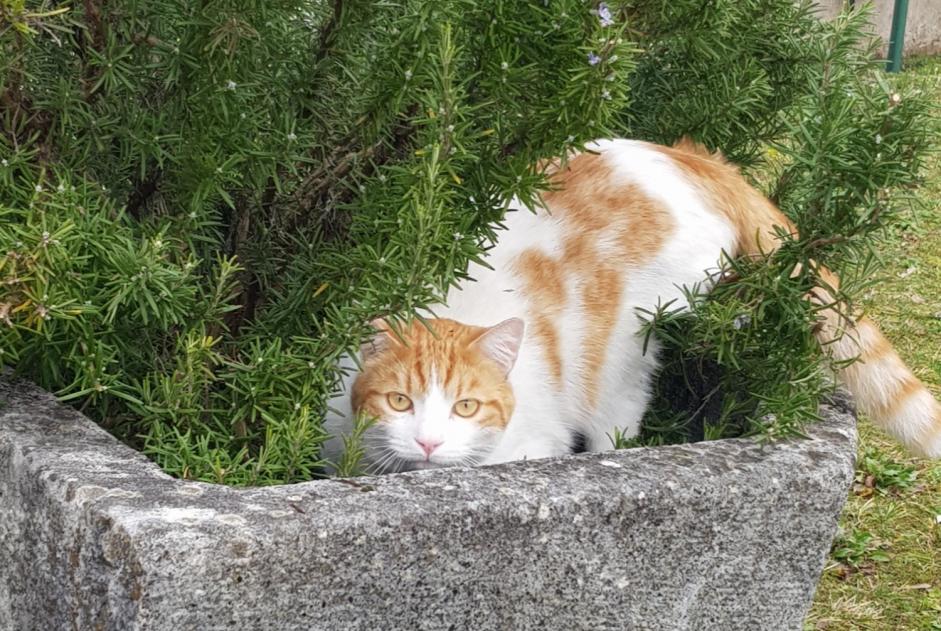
top-left (0, 374), bottom-right (856, 631)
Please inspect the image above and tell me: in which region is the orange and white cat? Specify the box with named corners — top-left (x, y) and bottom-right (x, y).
top-left (324, 138), bottom-right (941, 473)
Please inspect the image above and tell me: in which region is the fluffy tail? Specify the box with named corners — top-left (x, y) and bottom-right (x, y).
top-left (813, 268), bottom-right (941, 458)
top-left (666, 138), bottom-right (941, 458)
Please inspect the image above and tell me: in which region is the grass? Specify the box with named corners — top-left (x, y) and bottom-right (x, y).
top-left (806, 56), bottom-right (941, 631)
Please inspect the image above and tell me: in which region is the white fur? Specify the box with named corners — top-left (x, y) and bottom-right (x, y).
top-left (827, 320), bottom-right (941, 457)
top-left (323, 139), bottom-right (738, 471)
top-left (923, 421), bottom-right (941, 459)
top-left (884, 390), bottom-right (938, 450)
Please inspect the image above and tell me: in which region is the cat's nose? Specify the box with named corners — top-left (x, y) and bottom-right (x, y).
top-left (415, 438), bottom-right (442, 458)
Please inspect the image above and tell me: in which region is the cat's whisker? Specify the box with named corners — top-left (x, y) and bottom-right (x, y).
top-left (371, 448), bottom-right (401, 475)
top-left (460, 454), bottom-right (482, 467)
top-left (371, 457), bottom-right (395, 476)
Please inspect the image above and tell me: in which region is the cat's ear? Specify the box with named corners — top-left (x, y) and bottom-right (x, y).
top-left (360, 318), bottom-right (399, 362)
top-left (472, 318), bottom-right (525, 377)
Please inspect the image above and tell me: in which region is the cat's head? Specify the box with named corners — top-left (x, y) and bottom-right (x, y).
top-left (351, 317), bottom-right (524, 472)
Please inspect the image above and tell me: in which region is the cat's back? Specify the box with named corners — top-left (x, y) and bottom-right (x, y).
top-left (439, 139), bottom-right (739, 322)
top-left (432, 140), bottom-right (739, 422)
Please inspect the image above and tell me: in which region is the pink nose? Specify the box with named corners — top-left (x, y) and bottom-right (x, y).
top-left (415, 438), bottom-right (442, 458)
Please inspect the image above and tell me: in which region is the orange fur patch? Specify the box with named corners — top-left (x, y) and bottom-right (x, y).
top-left (877, 376), bottom-right (923, 420)
top-left (511, 250), bottom-right (566, 384)
top-left (516, 152), bottom-right (675, 407)
top-left (659, 139), bottom-right (795, 256)
top-left (579, 267), bottom-right (623, 407)
top-left (352, 319), bottom-right (515, 429)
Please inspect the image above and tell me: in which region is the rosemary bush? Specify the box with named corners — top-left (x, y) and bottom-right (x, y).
top-left (631, 5), bottom-right (935, 447)
top-left (0, 0), bottom-right (933, 483)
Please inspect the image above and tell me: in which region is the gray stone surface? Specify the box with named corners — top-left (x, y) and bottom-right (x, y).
top-left (0, 375), bottom-right (856, 631)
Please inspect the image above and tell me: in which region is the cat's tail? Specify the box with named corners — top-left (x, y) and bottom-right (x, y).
top-left (809, 267), bottom-right (941, 458)
top-left (668, 137), bottom-right (941, 458)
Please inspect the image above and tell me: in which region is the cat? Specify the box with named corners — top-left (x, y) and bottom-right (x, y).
top-left (323, 138), bottom-right (941, 473)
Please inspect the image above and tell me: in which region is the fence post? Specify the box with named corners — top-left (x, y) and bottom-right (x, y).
top-left (886, 0), bottom-right (910, 73)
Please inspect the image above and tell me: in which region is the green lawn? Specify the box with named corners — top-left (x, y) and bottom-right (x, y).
top-left (807, 56), bottom-right (941, 631)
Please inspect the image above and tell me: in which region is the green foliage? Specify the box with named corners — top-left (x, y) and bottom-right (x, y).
top-left (333, 412), bottom-right (377, 478)
top-left (2, 0), bottom-right (632, 484)
top-left (856, 447), bottom-right (918, 493)
top-left (1, 1), bottom-right (934, 484)
top-left (630, 6), bottom-right (935, 447)
top-left (831, 528), bottom-right (890, 567)
top-left (622, 0), bottom-right (822, 166)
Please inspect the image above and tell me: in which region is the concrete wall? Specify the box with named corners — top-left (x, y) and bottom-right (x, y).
top-left (0, 374), bottom-right (857, 631)
top-left (813, 0), bottom-right (941, 57)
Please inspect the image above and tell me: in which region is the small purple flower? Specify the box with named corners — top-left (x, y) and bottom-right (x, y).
top-left (760, 413), bottom-right (777, 425)
top-left (732, 314), bottom-right (751, 330)
top-left (598, 3), bottom-right (614, 27)
top-left (588, 52), bottom-right (601, 66)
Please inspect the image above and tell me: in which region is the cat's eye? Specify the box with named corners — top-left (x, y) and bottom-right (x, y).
top-left (386, 392), bottom-right (413, 412)
top-left (453, 399), bottom-right (480, 417)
